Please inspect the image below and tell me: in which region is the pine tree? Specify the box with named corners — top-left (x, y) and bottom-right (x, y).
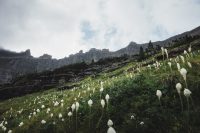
top-left (139, 46), bottom-right (145, 61)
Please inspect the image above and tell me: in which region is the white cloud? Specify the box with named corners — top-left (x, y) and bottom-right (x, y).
top-left (0, 0), bottom-right (200, 58)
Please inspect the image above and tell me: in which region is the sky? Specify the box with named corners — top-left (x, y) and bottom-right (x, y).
top-left (0, 0), bottom-right (200, 59)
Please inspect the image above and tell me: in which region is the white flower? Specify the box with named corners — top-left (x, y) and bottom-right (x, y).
top-left (105, 94), bottom-right (110, 103)
top-left (19, 122), bottom-right (24, 127)
top-left (61, 99), bottom-right (64, 103)
top-left (161, 47), bottom-right (164, 55)
top-left (184, 50), bottom-right (188, 55)
top-left (54, 101), bottom-right (59, 107)
top-left (147, 65), bottom-right (151, 69)
top-left (176, 83), bottom-right (182, 94)
top-left (50, 113), bottom-right (53, 118)
top-left (180, 56), bottom-right (185, 63)
top-left (71, 104), bottom-right (76, 112)
top-left (188, 45), bottom-right (192, 52)
top-left (41, 105), bottom-right (45, 109)
top-left (93, 88), bottom-right (96, 93)
top-left (8, 130), bottom-right (12, 133)
top-left (131, 115), bottom-right (135, 120)
top-left (58, 113), bottom-right (62, 118)
top-left (187, 62), bottom-right (192, 68)
top-left (2, 126), bottom-right (6, 131)
top-left (28, 115), bottom-right (31, 119)
top-left (68, 111), bottom-right (72, 117)
top-left (107, 119), bottom-right (113, 127)
top-left (156, 90), bottom-right (162, 100)
top-left (140, 121), bottom-right (144, 125)
top-left (100, 87), bottom-right (104, 92)
top-left (107, 127), bottom-right (116, 133)
top-left (75, 102), bottom-right (79, 112)
top-left (168, 62), bottom-right (172, 69)
top-left (33, 112), bottom-right (36, 116)
top-left (177, 63), bottom-right (181, 71)
top-left (184, 88), bottom-right (192, 98)
top-left (164, 49), bottom-right (168, 59)
top-left (88, 99), bottom-right (93, 107)
top-left (36, 109), bottom-right (40, 113)
top-left (61, 103), bottom-right (64, 107)
top-left (41, 120), bottom-right (46, 124)
top-left (101, 99), bottom-right (105, 108)
top-left (46, 108), bottom-right (50, 113)
top-left (180, 68), bottom-right (187, 81)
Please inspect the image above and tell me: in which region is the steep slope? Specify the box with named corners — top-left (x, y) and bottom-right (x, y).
top-left (0, 26), bottom-right (200, 84)
top-left (0, 43), bottom-right (200, 133)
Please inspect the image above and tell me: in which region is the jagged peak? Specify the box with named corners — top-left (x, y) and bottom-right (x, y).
top-left (127, 41), bottom-right (138, 47)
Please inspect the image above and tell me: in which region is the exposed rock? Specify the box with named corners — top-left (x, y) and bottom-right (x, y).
top-left (0, 26), bottom-right (200, 84)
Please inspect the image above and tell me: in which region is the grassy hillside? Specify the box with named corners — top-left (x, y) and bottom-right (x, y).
top-left (0, 47), bottom-right (200, 133)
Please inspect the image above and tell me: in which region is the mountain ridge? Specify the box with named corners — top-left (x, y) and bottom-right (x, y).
top-left (0, 26), bottom-right (200, 84)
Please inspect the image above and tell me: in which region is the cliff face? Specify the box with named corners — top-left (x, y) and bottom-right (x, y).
top-left (0, 26), bottom-right (200, 84)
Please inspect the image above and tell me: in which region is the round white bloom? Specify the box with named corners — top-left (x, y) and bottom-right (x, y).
top-left (100, 87), bottom-right (104, 92)
top-left (156, 90), bottom-right (162, 100)
top-left (176, 83), bottom-right (182, 94)
top-left (101, 99), bottom-right (105, 108)
top-left (188, 46), bottom-right (192, 52)
top-left (47, 108), bottom-right (50, 113)
top-left (184, 88), bottom-right (192, 98)
top-left (180, 68), bottom-right (187, 80)
top-left (54, 101), bottom-right (59, 107)
top-left (8, 130), bottom-right (12, 133)
top-left (71, 104), bottom-right (76, 112)
top-left (107, 119), bottom-right (113, 127)
top-left (50, 113), bottom-right (53, 118)
top-left (41, 120), bottom-right (46, 124)
top-left (68, 111), bottom-right (72, 117)
top-left (131, 115), bottom-right (135, 120)
top-left (36, 109), bottom-right (40, 113)
top-left (2, 126), bottom-right (6, 131)
top-left (184, 50), bottom-right (188, 55)
top-left (58, 113), bottom-right (62, 118)
top-left (88, 99), bottom-right (93, 107)
top-left (61, 99), bottom-right (64, 103)
top-left (140, 121), bottom-right (144, 125)
top-left (41, 105), bottom-right (45, 109)
top-left (107, 127), bottom-right (116, 133)
top-left (105, 94), bottom-right (110, 103)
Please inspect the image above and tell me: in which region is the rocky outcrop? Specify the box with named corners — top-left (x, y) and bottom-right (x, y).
top-left (0, 26), bottom-right (200, 84)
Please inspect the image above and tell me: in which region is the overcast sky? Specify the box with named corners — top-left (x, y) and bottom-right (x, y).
top-left (0, 0), bottom-right (200, 58)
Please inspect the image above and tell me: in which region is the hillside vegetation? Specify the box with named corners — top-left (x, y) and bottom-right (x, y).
top-left (0, 43), bottom-right (200, 133)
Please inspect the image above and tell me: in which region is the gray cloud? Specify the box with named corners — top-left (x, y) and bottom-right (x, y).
top-left (0, 0), bottom-right (200, 58)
